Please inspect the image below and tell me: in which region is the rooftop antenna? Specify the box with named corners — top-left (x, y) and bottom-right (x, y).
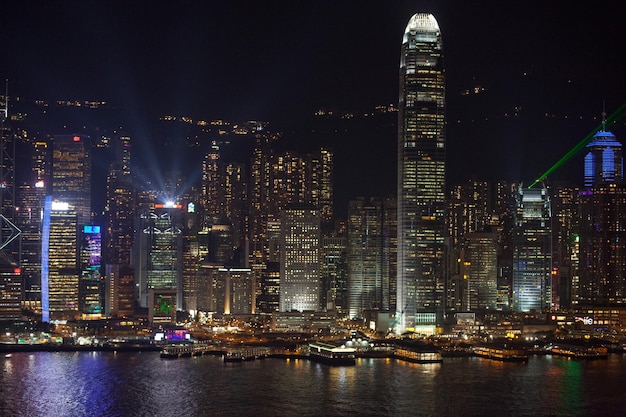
top-left (602, 100), bottom-right (607, 132)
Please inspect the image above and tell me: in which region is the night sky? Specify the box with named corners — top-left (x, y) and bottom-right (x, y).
top-left (3, 1), bottom-right (626, 203)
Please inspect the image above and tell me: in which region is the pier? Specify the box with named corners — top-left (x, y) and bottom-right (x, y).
top-left (160, 343), bottom-right (213, 359)
top-left (223, 347), bottom-right (272, 362)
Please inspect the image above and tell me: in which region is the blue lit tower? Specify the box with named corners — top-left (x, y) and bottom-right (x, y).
top-left (396, 13), bottom-right (446, 333)
top-left (584, 130), bottom-right (623, 187)
top-left (579, 127), bottom-right (626, 305)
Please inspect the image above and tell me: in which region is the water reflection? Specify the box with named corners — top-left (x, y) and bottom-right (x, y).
top-left (2, 352), bottom-right (626, 416)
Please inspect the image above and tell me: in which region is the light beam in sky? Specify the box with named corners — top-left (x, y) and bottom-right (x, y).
top-left (529, 102), bottom-right (626, 188)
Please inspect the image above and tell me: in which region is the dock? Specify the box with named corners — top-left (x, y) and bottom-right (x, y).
top-left (223, 347), bottom-right (272, 362)
top-left (160, 343), bottom-right (213, 359)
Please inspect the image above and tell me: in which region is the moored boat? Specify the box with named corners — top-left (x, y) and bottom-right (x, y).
top-left (551, 345), bottom-right (608, 360)
top-left (394, 347), bottom-right (443, 363)
top-left (474, 346), bottom-right (528, 362)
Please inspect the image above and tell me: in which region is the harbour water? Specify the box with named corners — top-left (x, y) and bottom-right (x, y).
top-left (2, 351), bottom-right (625, 416)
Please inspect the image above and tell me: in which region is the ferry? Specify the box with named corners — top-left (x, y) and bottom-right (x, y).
top-left (551, 345), bottom-right (608, 360)
top-left (308, 342), bottom-right (356, 366)
top-left (394, 347), bottom-right (443, 363)
top-left (473, 346), bottom-right (528, 362)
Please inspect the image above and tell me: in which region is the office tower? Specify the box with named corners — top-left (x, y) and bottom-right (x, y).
top-left (579, 129), bottom-right (626, 305)
top-left (228, 268), bottom-right (254, 314)
top-left (257, 261), bottom-right (280, 313)
top-left (551, 185), bottom-right (579, 309)
top-left (104, 136), bottom-right (133, 265)
top-left (41, 198), bottom-right (79, 321)
top-left (320, 235), bottom-right (348, 314)
top-left (79, 225), bottom-right (103, 318)
top-left (307, 148), bottom-right (333, 226)
top-left (209, 214), bottom-right (235, 264)
top-left (460, 232), bottom-right (499, 310)
top-left (105, 265), bottom-right (135, 318)
top-left (104, 135), bottom-right (135, 317)
top-left (13, 139), bottom-right (48, 315)
top-left (135, 205), bottom-right (183, 311)
top-left (224, 162), bottom-right (247, 251)
top-left (0, 252), bottom-right (20, 320)
top-left (382, 197), bottom-right (398, 313)
top-left (51, 135), bottom-right (91, 224)
top-left (279, 206), bottom-right (320, 312)
top-left (348, 198), bottom-right (383, 319)
top-left (584, 130), bottom-right (623, 187)
top-left (181, 203), bottom-right (209, 313)
top-left (397, 13), bottom-right (446, 333)
top-left (447, 180), bottom-right (493, 311)
top-left (512, 185), bottom-right (552, 312)
top-left (494, 182), bottom-right (517, 309)
top-left (0, 91), bottom-right (21, 320)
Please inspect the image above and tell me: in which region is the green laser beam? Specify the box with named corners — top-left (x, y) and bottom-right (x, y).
top-left (529, 102), bottom-right (626, 188)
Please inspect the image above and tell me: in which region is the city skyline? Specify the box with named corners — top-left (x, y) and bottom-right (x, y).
top-left (3, 1), bottom-right (626, 193)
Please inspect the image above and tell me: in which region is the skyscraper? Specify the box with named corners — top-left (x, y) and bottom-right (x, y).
top-left (279, 206), bottom-right (320, 312)
top-left (135, 206), bottom-right (183, 311)
top-left (579, 128), bottom-right (626, 305)
top-left (396, 13), bottom-right (446, 333)
top-left (51, 135), bottom-right (91, 225)
top-left (512, 185), bottom-right (552, 312)
top-left (79, 225), bottom-right (103, 318)
top-left (42, 199), bottom-right (79, 321)
top-left (104, 135), bottom-right (135, 318)
top-left (460, 231), bottom-right (499, 311)
top-left (348, 198), bottom-right (383, 319)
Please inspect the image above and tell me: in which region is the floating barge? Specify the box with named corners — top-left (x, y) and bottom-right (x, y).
top-left (308, 342), bottom-right (356, 366)
top-left (474, 346), bottom-right (528, 362)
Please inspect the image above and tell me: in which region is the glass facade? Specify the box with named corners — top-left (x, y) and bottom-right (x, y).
top-left (279, 207), bottom-right (320, 312)
top-left (348, 198), bottom-right (383, 319)
top-left (51, 135), bottom-right (91, 225)
top-left (79, 225), bottom-right (102, 318)
top-left (397, 13), bottom-right (446, 332)
top-left (512, 186), bottom-right (552, 312)
top-left (44, 200), bottom-right (79, 320)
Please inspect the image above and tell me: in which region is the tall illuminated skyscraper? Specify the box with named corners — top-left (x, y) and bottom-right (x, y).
top-left (279, 206), bottom-right (320, 312)
top-left (396, 13), bottom-right (446, 333)
top-left (348, 198), bottom-right (383, 319)
top-left (512, 185), bottom-right (552, 312)
top-left (42, 199), bottom-right (79, 321)
top-left (104, 135), bottom-right (135, 317)
top-left (579, 128), bottom-right (626, 305)
top-left (51, 135), bottom-right (91, 225)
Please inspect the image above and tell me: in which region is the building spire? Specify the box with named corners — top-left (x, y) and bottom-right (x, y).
top-left (602, 100), bottom-right (607, 132)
